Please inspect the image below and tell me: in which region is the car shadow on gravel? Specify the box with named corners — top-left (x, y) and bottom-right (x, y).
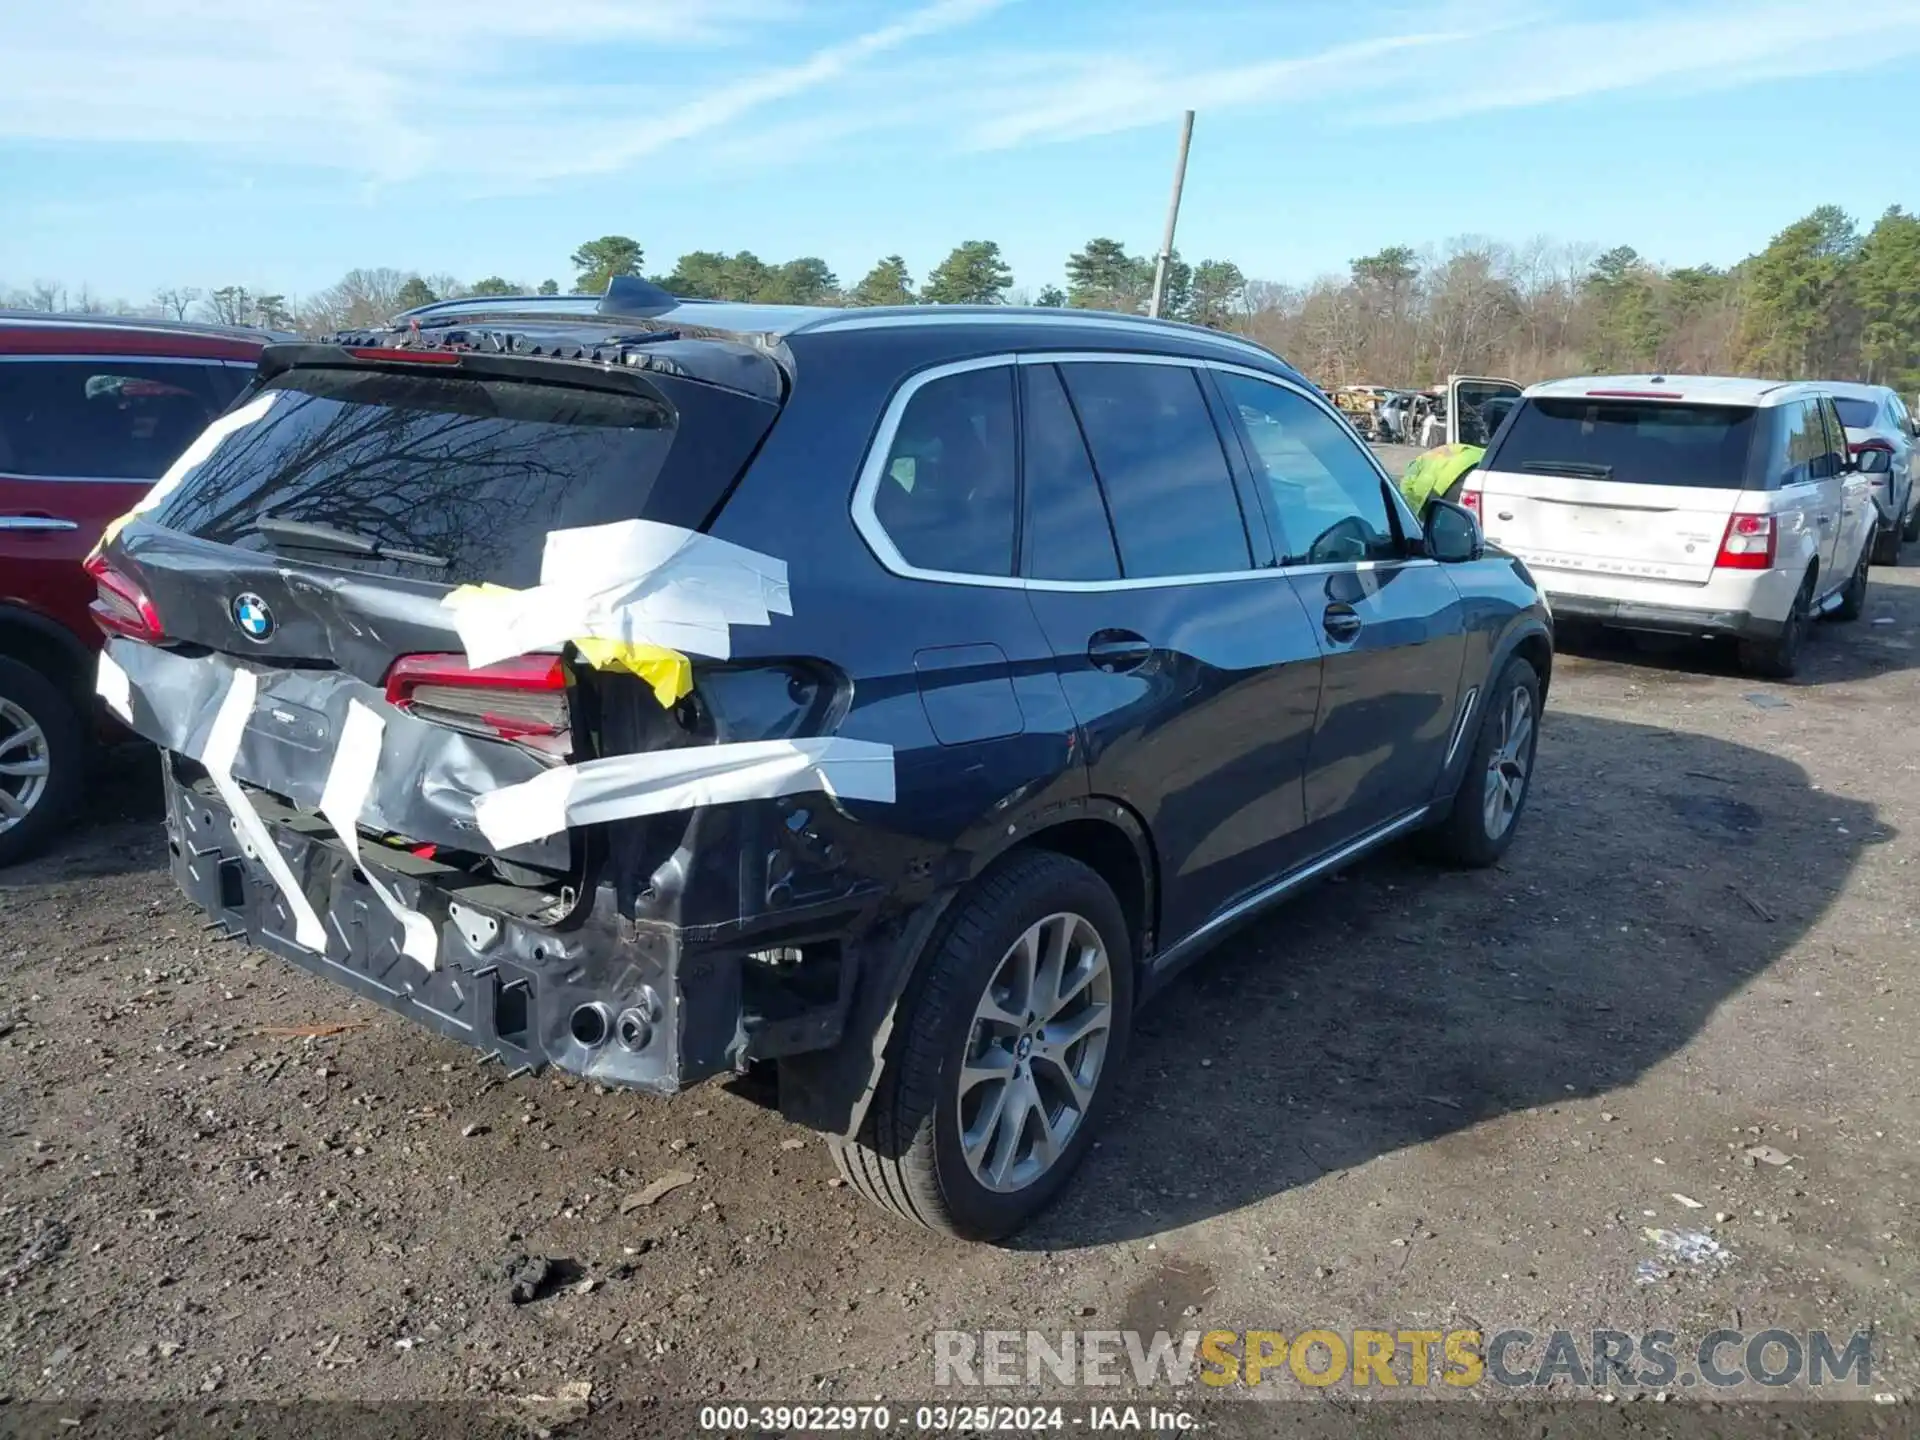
top-left (1551, 563), bottom-right (1920, 685)
top-left (1021, 711), bottom-right (1886, 1249)
top-left (0, 745), bottom-right (164, 886)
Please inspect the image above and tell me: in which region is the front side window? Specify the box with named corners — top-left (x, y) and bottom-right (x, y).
top-left (872, 365), bottom-right (1018, 577)
top-left (1057, 361), bottom-right (1250, 578)
top-left (1215, 371), bottom-right (1399, 564)
top-left (0, 359), bottom-right (244, 479)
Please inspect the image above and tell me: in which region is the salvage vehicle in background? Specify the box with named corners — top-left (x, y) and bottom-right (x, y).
top-left (1462, 376), bottom-right (1876, 679)
top-left (1822, 379), bottom-right (1920, 564)
top-left (0, 313), bottom-right (269, 865)
top-left (92, 283), bottom-right (1552, 1239)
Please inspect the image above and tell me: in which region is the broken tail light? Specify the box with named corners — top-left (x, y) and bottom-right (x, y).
top-left (1715, 512), bottom-right (1776, 571)
top-left (83, 553), bottom-right (165, 642)
top-left (384, 653), bottom-right (571, 754)
top-left (1457, 480), bottom-right (1483, 519)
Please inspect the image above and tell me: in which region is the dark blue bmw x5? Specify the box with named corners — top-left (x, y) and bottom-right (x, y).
top-left (91, 280), bottom-right (1550, 1239)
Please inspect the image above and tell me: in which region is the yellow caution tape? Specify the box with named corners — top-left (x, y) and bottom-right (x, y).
top-left (570, 637), bottom-right (693, 709)
top-left (442, 584), bottom-right (693, 710)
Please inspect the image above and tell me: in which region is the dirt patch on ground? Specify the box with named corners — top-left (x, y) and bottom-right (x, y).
top-left (1, 566), bottom-right (1916, 1413)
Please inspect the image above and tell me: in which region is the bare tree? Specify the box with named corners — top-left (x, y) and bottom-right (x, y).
top-left (154, 286), bottom-right (202, 321)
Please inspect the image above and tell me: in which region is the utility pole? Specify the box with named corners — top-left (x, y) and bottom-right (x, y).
top-left (1148, 110), bottom-right (1195, 320)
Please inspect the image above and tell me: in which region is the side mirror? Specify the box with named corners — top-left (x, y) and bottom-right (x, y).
top-left (1857, 446), bottom-right (1893, 475)
top-left (1424, 498), bottom-right (1483, 563)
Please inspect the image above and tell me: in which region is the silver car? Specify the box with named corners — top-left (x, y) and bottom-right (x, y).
top-left (1824, 380), bottom-right (1920, 564)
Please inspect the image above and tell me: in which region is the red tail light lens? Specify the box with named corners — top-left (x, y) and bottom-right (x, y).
top-left (83, 553), bottom-right (165, 642)
top-left (1849, 438), bottom-right (1895, 454)
top-left (384, 653), bottom-right (570, 753)
top-left (1715, 512), bottom-right (1776, 571)
top-left (1458, 482), bottom-right (1482, 519)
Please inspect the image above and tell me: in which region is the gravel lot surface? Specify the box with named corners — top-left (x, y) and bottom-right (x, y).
top-left (1, 554), bottom-right (1915, 1417)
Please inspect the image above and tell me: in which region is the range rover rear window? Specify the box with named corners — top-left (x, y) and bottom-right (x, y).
top-left (149, 366), bottom-right (779, 587)
top-left (1484, 398), bottom-right (1761, 490)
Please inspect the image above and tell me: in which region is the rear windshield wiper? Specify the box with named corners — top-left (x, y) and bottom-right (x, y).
top-left (254, 516), bottom-right (450, 568)
top-left (1520, 460), bottom-right (1614, 479)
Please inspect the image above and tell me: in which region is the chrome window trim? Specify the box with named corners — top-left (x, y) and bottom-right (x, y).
top-left (849, 350), bottom-right (1437, 593)
top-left (0, 354), bottom-right (256, 367)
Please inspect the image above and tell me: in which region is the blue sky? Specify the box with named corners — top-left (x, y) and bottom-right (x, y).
top-left (4, 0), bottom-right (1918, 305)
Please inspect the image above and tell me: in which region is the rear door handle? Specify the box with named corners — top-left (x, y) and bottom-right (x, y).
top-left (1322, 604), bottom-right (1363, 643)
top-left (1087, 630), bottom-right (1153, 674)
top-left (0, 514), bottom-right (79, 533)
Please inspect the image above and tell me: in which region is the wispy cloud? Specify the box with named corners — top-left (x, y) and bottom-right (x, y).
top-left (939, 0), bottom-right (1920, 150)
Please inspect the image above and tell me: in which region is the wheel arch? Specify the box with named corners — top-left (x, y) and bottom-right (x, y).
top-left (0, 605), bottom-right (94, 708)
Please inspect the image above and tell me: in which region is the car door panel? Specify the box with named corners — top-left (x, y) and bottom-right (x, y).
top-left (1214, 366), bottom-right (1466, 850)
top-left (1019, 357), bottom-right (1325, 946)
top-left (1028, 577), bottom-right (1325, 946)
top-left (1287, 562), bottom-right (1466, 848)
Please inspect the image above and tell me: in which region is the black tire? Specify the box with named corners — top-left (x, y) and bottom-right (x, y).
top-left (1902, 500), bottom-right (1919, 544)
top-left (1738, 570), bottom-right (1814, 679)
top-left (1420, 656), bottom-right (1541, 868)
top-left (828, 851), bottom-right (1134, 1241)
top-left (1873, 516), bottom-right (1901, 567)
top-left (1834, 531), bottom-right (1872, 621)
top-left (0, 657), bottom-right (87, 869)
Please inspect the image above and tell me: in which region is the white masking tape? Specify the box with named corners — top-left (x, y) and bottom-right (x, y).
top-left (95, 649), bottom-right (133, 723)
top-left (318, 700), bottom-right (439, 970)
top-left (471, 737), bottom-right (896, 851)
top-left (203, 667), bottom-right (328, 952)
top-left (136, 391), bottom-right (280, 517)
top-left (449, 518), bottom-right (791, 669)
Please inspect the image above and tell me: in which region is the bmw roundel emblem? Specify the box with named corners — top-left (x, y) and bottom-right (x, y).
top-left (231, 592), bottom-right (275, 642)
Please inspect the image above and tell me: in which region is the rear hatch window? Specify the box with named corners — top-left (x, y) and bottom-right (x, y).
top-left (1477, 398), bottom-right (1763, 586)
top-left (149, 365), bottom-right (778, 588)
top-left (1485, 398), bottom-right (1761, 489)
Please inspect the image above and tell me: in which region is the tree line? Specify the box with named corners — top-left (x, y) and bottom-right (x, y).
top-left (6, 204), bottom-right (1916, 390)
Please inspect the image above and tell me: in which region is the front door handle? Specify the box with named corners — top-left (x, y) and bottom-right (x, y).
top-left (0, 514), bottom-right (80, 533)
top-left (1087, 630), bottom-right (1153, 674)
top-left (1322, 604), bottom-right (1363, 643)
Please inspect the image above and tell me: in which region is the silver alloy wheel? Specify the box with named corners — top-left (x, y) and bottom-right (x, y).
top-left (957, 911), bottom-right (1114, 1194)
top-left (0, 698), bottom-right (51, 837)
top-left (1481, 684), bottom-right (1533, 840)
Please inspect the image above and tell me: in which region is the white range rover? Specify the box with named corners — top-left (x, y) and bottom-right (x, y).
top-left (1459, 376), bottom-right (1879, 678)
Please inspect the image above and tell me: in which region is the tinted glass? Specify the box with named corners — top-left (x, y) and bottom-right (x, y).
top-left (1779, 400), bottom-right (1828, 484)
top-left (1059, 362), bottom-right (1249, 578)
top-left (1832, 396), bottom-right (1881, 429)
top-left (873, 366), bottom-right (1018, 577)
top-left (1021, 365), bottom-right (1118, 581)
top-left (1453, 380), bottom-right (1521, 446)
top-left (1216, 371), bottom-right (1399, 564)
top-left (1488, 398), bottom-right (1761, 489)
top-left (151, 367), bottom-right (777, 588)
top-left (0, 360), bottom-right (243, 479)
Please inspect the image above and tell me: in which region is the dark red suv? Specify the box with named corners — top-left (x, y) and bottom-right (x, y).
top-left (0, 313), bottom-right (269, 865)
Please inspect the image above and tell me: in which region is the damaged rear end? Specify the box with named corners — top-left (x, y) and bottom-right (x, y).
top-left (94, 323), bottom-right (894, 1093)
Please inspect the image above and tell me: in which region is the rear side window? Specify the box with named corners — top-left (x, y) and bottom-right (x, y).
top-left (1778, 400), bottom-right (1838, 485)
top-left (1832, 396), bottom-right (1880, 429)
top-left (1487, 398), bottom-right (1761, 489)
top-left (150, 366), bottom-right (780, 588)
top-left (0, 359), bottom-right (245, 480)
top-left (1059, 362), bottom-right (1250, 578)
top-left (1216, 371), bottom-right (1399, 564)
top-left (1021, 365), bottom-right (1118, 582)
top-left (873, 365), bottom-right (1018, 577)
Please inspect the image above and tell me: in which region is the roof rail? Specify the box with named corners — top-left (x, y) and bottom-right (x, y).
top-left (0, 309), bottom-right (289, 342)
